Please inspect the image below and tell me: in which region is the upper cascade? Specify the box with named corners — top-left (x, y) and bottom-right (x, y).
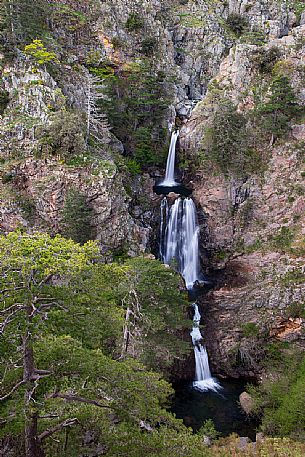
top-left (160, 131), bottom-right (179, 186)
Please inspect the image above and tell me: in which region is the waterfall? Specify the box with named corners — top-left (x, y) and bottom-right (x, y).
top-left (161, 197), bottom-right (201, 290)
top-left (158, 131), bottom-right (220, 392)
top-left (191, 304), bottom-right (220, 392)
top-left (161, 131), bottom-right (179, 186)
top-left (181, 199), bottom-right (201, 289)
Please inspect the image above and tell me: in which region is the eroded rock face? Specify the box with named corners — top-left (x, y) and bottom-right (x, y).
top-left (179, 24), bottom-right (305, 379)
top-left (3, 158), bottom-right (150, 257)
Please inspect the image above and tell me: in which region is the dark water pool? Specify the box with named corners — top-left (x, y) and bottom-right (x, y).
top-left (171, 380), bottom-right (258, 440)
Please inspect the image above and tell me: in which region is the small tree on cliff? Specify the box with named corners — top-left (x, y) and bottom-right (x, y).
top-left (256, 75), bottom-right (300, 144)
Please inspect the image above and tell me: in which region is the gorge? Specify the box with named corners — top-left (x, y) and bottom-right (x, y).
top-left (0, 1), bottom-right (304, 456)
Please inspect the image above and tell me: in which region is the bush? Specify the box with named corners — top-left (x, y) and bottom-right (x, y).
top-left (247, 352), bottom-right (305, 440)
top-left (226, 13), bottom-right (248, 37)
top-left (204, 101), bottom-right (260, 176)
top-left (61, 188), bottom-right (93, 244)
top-left (125, 13), bottom-right (144, 32)
top-left (198, 419), bottom-right (221, 441)
top-left (285, 302), bottom-right (305, 319)
top-left (256, 75), bottom-right (301, 140)
top-left (141, 37), bottom-right (158, 56)
top-left (253, 46), bottom-right (281, 74)
top-left (241, 322), bottom-right (259, 338)
top-left (24, 39), bottom-right (59, 65)
top-left (0, 89), bottom-right (9, 115)
top-left (37, 110), bottom-right (86, 159)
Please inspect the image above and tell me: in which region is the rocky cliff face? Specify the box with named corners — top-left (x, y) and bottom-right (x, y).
top-left (179, 19), bottom-right (305, 378)
top-left (1, 0), bottom-right (304, 379)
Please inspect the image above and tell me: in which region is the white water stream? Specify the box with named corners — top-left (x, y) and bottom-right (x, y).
top-left (191, 304), bottom-right (220, 392)
top-left (159, 132), bottom-right (220, 392)
top-left (160, 131), bottom-right (179, 186)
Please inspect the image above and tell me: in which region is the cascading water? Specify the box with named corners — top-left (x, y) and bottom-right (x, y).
top-left (158, 129), bottom-right (220, 392)
top-left (191, 304), bottom-right (220, 392)
top-left (160, 197), bottom-right (201, 290)
top-left (160, 131), bottom-right (179, 186)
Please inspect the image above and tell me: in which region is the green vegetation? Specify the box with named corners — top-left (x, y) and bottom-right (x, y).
top-left (247, 350), bottom-right (305, 441)
top-left (241, 322), bottom-right (259, 338)
top-left (125, 13), bottom-right (144, 32)
top-left (0, 232), bottom-right (194, 457)
top-left (61, 188), bottom-right (93, 244)
top-left (37, 110), bottom-right (86, 159)
top-left (0, 89), bottom-right (9, 115)
top-left (100, 61), bottom-right (171, 169)
top-left (285, 302), bottom-right (305, 319)
top-left (24, 39), bottom-right (59, 66)
top-left (141, 37), bottom-right (158, 56)
top-left (226, 13), bottom-right (248, 37)
top-left (256, 75), bottom-right (301, 141)
top-left (198, 419), bottom-right (221, 441)
top-left (253, 46), bottom-right (281, 74)
top-left (203, 101), bottom-right (260, 176)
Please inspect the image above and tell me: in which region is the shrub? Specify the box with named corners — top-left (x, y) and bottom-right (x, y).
top-left (256, 75), bottom-right (301, 140)
top-left (253, 46), bottom-right (281, 74)
top-left (61, 188), bottom-right (93, 244)
top-left (198, 419), bottom-right (221, 441)
top-left (226, 13), bottom-right (248, 37)
top-left (37, 110), bottom-right (86, 159)
top-left (285, 302), bottom-right (305, 319)
top-left (141, 37), bottom-right (158, 56)
top-left (125, 13), bottom-right (144, 32)
top-left (204, 101), bottom-right (260, 176)
top-left (247, 351), bottom-right (305, 440)
top-left (24, 39), bottom-right (59, 65)
top-left (241, 322), bottom-right (259, 338)
top-left (0, 89), bottom-right (9, 115)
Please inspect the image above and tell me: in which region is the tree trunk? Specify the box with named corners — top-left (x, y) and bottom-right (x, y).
top-left (24, 306), bottom-right (45, 457)
top-left (25, 411), bottom-right (45, 457)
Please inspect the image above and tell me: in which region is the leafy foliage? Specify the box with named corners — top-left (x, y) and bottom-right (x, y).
top-left (252, 46), bottom-right (281, 74)
top-left (203, 101), bottom-right (260, 176)
top-left (37, 110), bottom-right (86, 159)
top-left (125, 13), bottom-right (144, 32)
top-left (256, 75), bottom-right (301, 139)
top-left (100, 61), bottom-right (171, 168)
top-left (247, 350), bottom-right (305, 440)
top-left (226, 13), bottom-right (248, 37)
top-left (24, 39), bottom-right (59, 66)
top-left (61, 188), bottom-right (93, 244)
top-left (0, 232), bottom-right (193, 456)
top-left (0, 89), bottom-right (9, 114)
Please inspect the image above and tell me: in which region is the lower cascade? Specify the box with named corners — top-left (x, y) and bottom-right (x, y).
top-left (191, 304), bottom-right (220, 392)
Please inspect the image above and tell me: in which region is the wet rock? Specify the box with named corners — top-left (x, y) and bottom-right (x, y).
top-left (239, 392), bottom-right (254, 415)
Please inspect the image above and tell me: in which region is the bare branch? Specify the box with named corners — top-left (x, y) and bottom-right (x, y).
top-left (0, 379), bottom-right (25, 401)
top-left (38, 418), bottom-right (79, 442)
top-left (0, 307), bottom-right (26, 334)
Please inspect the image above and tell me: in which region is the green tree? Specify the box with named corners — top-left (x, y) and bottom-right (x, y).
top-left (24, 39), bottom-right (59, 66)
top-left (0, 233), bottom-right (193, 457)
top-left (100, 61), bottom-right (170, 168)
top-left (118, 257), bottom-right (190, 372)
top-left (37, 110), bottom-right (86, 159)
top-left (256, 75), bottom-right (300, 142)
top-left (247, 350), bottom-right (305, 441)
top-left (204, 101), bottom-right (258, 176)
top-left (61, 188), bottom-right (93, 244)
